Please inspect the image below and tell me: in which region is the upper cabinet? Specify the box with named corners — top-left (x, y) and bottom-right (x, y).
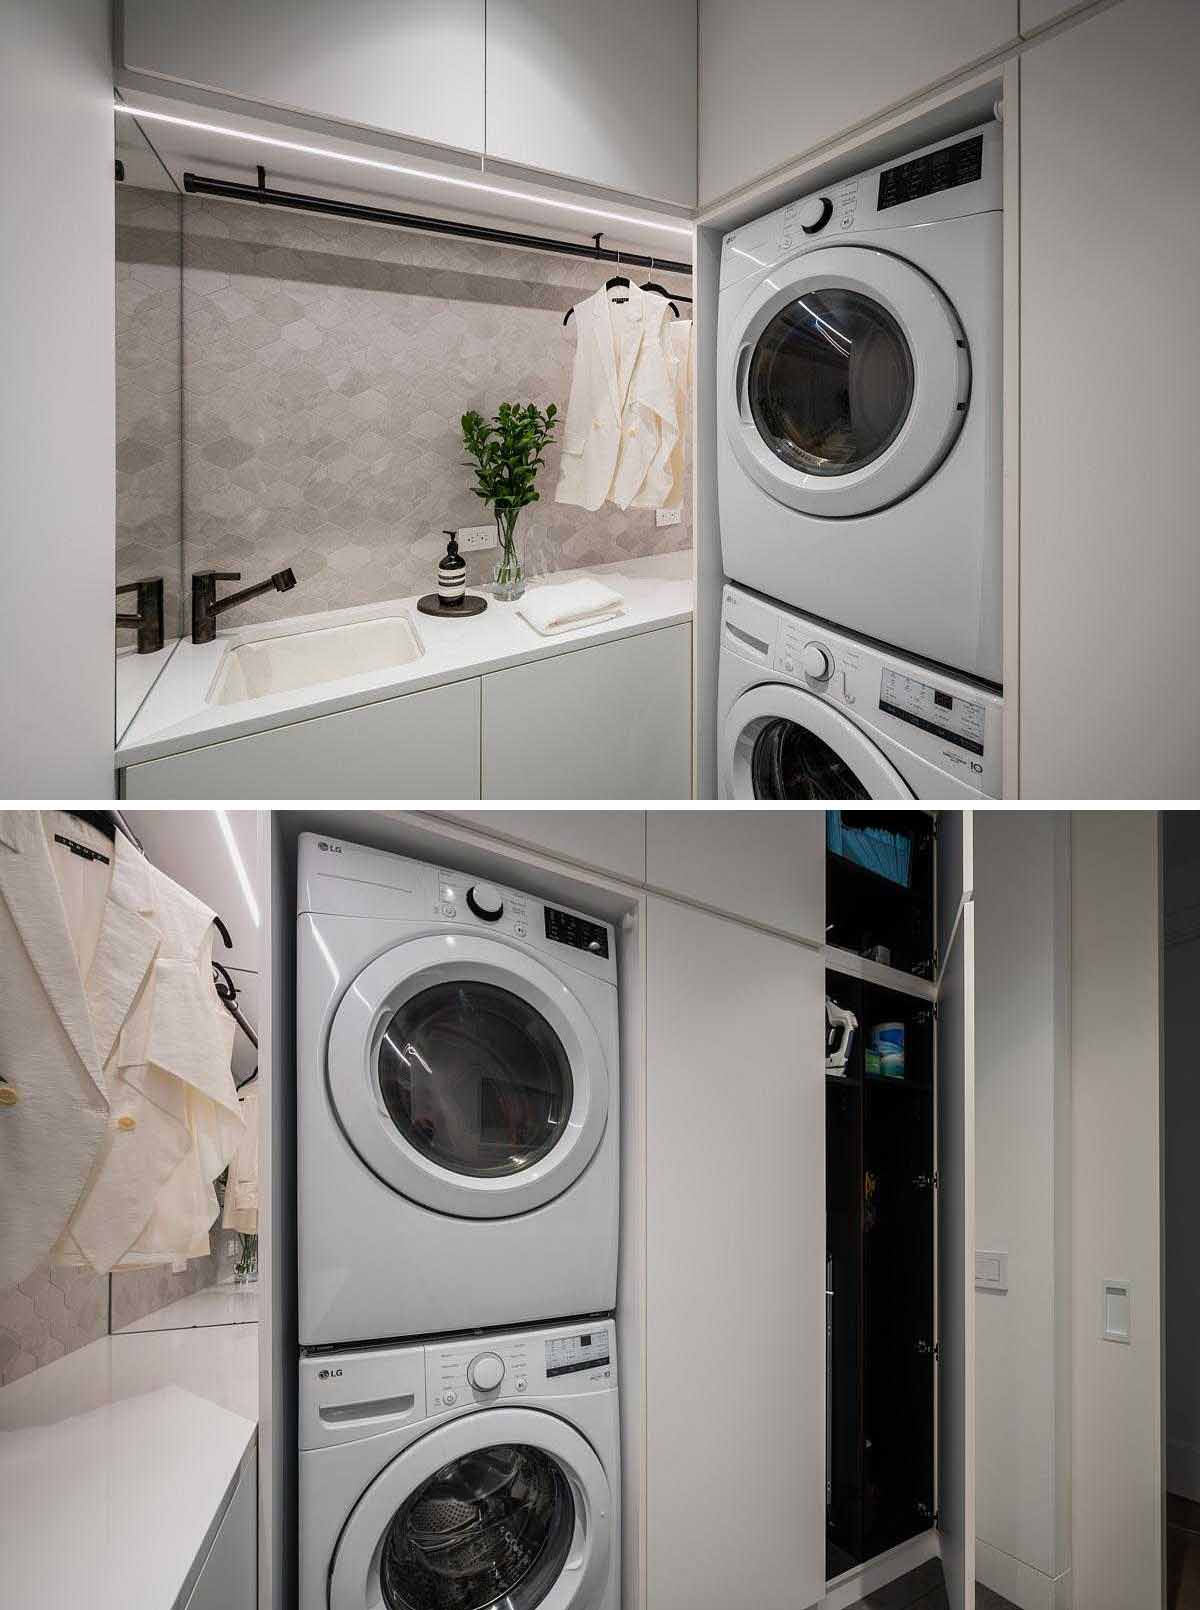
top-left (119, 0), bottom-right (487, 154)
top-left (485, 0), bottom-right (698, 205)
top-left (645, 809), bottom-right (824, 941)
top-left (697, 0), bottom-right (1019, 204)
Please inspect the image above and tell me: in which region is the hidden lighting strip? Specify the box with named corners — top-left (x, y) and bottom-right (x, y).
top-left (114, 103), bottom-right (694, 238)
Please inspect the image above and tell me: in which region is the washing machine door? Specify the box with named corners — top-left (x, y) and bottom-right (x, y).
top-left (327, 935), bottom-right (610, 1219)
top-left (723, 245), bottom-right (969, 518)
top-left (329, 1408), bottom-right (613, 1610)
top-left (723, 683), bottom-right (915, 800)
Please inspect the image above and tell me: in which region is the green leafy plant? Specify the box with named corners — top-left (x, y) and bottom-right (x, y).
top-left (461, 402), bottom-right (558, 592)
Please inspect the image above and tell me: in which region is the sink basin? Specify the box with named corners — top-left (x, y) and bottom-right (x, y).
top-left (207, 615), bottom-right (424, 706)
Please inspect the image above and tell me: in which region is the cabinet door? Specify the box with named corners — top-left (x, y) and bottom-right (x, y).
top-left (185, 1448), bottom-right (257, 1610)
top-left (120, 1), bottom-right (486, 153)
top-left (481, 626), bottom-right (691, 800)
top-left (937, 841), bottom-right (976, 1610)
top-left (123, 679), bottom-right (481, 799)
top-left (697, 1), bottom-right (1018, 204)
top-left (437, 811), bottom-right (647, 883)
top-left (646, 898), bottom-right (825, 1610)
top-left (645, 809), bottom-right (824, 941)
top-left (485, 0), bottom-right (697, 204)
top-left (1020, 0), bottom-right (1200, 798)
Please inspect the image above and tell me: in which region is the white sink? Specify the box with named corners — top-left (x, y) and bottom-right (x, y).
top-left (207, 615), bottom-right (424, 706)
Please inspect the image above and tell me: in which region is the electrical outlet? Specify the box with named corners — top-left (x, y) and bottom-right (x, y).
top-left (457, 525), bottom-right (497, 552)
top-left (655, 507), bottom-right (683, 528)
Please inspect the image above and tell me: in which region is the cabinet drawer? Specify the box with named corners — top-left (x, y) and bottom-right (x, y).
top-left (481, 626), bottom-right (692, 800)
top-left (122, 679), bottom-right (481, 799)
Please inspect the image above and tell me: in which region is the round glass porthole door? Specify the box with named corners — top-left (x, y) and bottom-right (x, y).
top-left (721, 685), bottom-right (913, 801)
top-left (327, 935), bottom-right (611, 1218)
top-left (723, 246), bottom-right (969, 519)
top-left (377, 982), bottom-right (573, 1180)
top-left (381, 1444), bottom-right (574, 1610)
top-left (748, 290), bottom-right (914, 478)
top-left (749, 718), bottom-right (874, 800)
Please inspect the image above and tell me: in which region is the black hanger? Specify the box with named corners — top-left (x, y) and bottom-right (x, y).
top-left (213, 914), bottom-right (234, 950)
top-left (641, 280), bottom-right (692, 317)
top-left (562, 274), bottom-right (634, 327)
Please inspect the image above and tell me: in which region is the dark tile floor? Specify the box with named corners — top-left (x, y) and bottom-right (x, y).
top-left (1168, 1493), bottom-right (1200, 1610)
top-left (841, 1559), bottom-right (1019, 1610)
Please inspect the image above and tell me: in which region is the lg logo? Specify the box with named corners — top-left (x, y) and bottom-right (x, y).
top-left (317, 841), bottom-right (343, 854)
top-left (318, 1367), bottom-right (344, 1380)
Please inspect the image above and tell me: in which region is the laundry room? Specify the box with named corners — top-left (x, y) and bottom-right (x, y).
top-left (0, 804), bottom-right (1174, 1610)
top-left (4, 1), bottom-right (1198, 800)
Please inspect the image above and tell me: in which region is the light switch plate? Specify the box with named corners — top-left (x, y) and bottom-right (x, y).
top-left (1103, 1278), bottom-right (1132, 1343)
top-left (975, 1249), bottom-right (1008, 1292)
top-left (655, 506), bottom-right (683, 527)
top-left (457, 525), bottom-right (496, 552)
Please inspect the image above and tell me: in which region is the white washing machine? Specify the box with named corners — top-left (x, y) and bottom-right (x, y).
top-left (300, 1318), bottom-right (620, 1610)
top-left (297, 834), bottom-right (620, 1347)
top-left (718, 584), bottom-right (1002, 799)
top-left (718, 121), bottom-right (1002, 685)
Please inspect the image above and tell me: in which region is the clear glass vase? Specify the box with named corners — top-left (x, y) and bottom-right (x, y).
top-left (492, 510), bottom-right (525, 601)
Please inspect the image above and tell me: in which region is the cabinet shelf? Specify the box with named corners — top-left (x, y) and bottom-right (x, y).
top-left (824, 946), bottom-right (937, 1003)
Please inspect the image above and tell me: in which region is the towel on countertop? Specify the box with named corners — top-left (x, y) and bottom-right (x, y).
top-left (516, 578), bottom-right (625, 636)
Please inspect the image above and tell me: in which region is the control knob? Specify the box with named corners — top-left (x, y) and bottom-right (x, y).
top-left (466, 882), bottom-right (504, 922)
top-left (797, 196), bottom-right (834, 234)
top-left (468, 1352), bottom-right (506, 1392)
top-left (801, 643), bottom-right (833, 681)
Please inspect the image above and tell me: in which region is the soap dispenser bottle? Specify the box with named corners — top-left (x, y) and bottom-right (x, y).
top-left (437, 529), bottom-right (466, 606)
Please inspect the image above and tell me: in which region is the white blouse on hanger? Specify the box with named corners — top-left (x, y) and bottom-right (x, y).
top-left (0, 812), bottom-right (242, 1286)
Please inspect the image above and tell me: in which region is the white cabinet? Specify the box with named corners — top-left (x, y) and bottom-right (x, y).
top-left (697, 0), bottom-right (1019, 204)
top-left (645, 897), bottom-right (825, 1610)
top-left (1019, 0), bottom-right (1200, 798)
top-left (184, 1447), bottom-right (257, 1610)
top-left (122, 680), bottom-right (481, 799)
top-left (120, 1), bottom-right (486, 153)
top-left (645, 809), bottom-right (824, 941)
top-left (437, 811), bottom-right (648, 883)
top-left (485, 0), bottom-right (697, 204)
top-left (481, 625), bottom-right (692, 800)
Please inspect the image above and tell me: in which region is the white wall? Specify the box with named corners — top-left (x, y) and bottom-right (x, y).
top-left (974, 813), bottom-right (1071, 1609)
top-left (1164, 813), bottom-right (1200, 1501)
top-left (1070, 812), bottom-right (1162, 1610)
top-left (0, 0), bottom-right (115, 794)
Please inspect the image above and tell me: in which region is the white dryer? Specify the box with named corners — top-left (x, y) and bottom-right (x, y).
top-left (300, 1318), bottom-right (620, 1610)
top-left (297, 835), bottom-right (619, 1347)
top-left (718, 121), bottom-right (1002, 685)
top-left (718, 584), bottom-right (1002, 799)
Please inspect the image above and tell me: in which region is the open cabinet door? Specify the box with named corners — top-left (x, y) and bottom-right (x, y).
top-left (937, 812), bottom-right (975, 1610)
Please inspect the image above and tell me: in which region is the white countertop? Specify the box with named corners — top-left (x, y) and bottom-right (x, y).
top-left (0, 1322), bottom-right (258, 1610)
top-left (115, 1280), bottom-right (259, 1334)
top-left (117, 551), bottom-right (693, 768)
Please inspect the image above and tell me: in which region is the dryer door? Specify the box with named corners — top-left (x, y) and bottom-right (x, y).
top-left (328, 936), bottom-right (610, 1219)
top-left (723, 246), bottom-right (969, 518)
top-left (329, 1408), bottom-right (613, 1610)
top-left (722, 684), bottom-right (915, 800)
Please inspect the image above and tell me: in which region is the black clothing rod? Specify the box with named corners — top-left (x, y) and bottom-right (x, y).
top-left (181, 170), bottom-right (693, 277)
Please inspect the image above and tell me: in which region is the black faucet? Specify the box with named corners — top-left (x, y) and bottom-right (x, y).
top-left (192, 567), bottom-right (297, 644)
top-left (116, 577), bottom-right (165, 654)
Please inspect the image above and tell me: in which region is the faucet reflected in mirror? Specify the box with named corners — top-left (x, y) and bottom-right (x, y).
top-left (191, 567), bottom-right (298, 645)
top-left (115, 576), bottom-right (165, 655)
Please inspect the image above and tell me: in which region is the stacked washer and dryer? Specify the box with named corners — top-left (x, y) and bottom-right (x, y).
top-left (717, 121), bottom-right (1005, 798)
top-left (296, 834), bottom-right (622, 1610)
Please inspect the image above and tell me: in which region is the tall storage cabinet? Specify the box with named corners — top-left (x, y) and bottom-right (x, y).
top-left (646, 897), bottom-right (826, 1610)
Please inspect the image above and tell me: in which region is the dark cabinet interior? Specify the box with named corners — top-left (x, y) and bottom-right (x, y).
top-left (826, 812), bottom-right (936, 977)
top-left (826, 810), bottom-right (937, 1582)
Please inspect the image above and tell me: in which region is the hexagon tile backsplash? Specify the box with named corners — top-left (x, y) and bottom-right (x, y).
top-left (0, 1263), bottom-right (107, 1386)
top-left (178, 191), bottom-right (692, 626)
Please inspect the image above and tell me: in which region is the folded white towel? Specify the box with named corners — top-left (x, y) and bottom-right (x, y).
top-left (516, 578), bottom-right (625, 636)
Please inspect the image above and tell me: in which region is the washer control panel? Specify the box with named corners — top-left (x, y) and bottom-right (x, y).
top-left (428, 1321), bottom-right (616, 1411)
